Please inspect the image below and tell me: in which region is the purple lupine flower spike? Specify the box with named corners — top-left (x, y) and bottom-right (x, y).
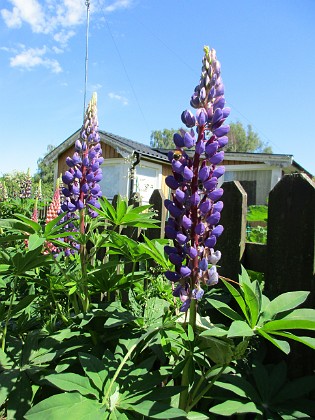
top-left (165, 46), bottom-right (229, 311)
top-left (61, 92), bottom-right (103, 219)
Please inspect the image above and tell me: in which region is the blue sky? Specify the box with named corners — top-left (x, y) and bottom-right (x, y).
top-left (1, 0), bottom-right (314, 176)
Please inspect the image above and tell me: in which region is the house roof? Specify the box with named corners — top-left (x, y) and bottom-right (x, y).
top-left (46, 129), bottom-right (313, 178)
top-left (45, 129), bottom-right (169, 164)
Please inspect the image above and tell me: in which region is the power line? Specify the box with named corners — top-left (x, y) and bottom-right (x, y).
top-left (96, 0), bottom-right (151, 134)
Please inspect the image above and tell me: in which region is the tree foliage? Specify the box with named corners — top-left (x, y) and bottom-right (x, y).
top-left (226, 121), bottom-right (272, 153)
top-left (33, 144), bottom-right (55, 200)
top-left (150, 128), bottom-right (179, 149)
top-left (150, 122), bottom-right (272, 154)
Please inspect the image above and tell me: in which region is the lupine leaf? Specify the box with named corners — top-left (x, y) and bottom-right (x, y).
top-left (227, 320), bottom-right (254, 338)
top-left (209, 400), bottom-right (262, 416)
top-left (45, 373), bottom-right (99, 398)
top-left (206, 298), bottom-right (244, 321)
top-left (262, 308), bottom-right (315, 331)
top-left (126, 400), bottom-right (187, 419)
top-left (78, 353), bottom-right (108, 393)
top-left (261, 291), bottom-right (310, 322)
top-left (221, 279), bottom-right (250, 323)
top-left (256, 328), bottom-right (290, 354)
top-left (270, 331), bottom-right (315, 349)
top-left (24, 392), bottom-right (104, 420)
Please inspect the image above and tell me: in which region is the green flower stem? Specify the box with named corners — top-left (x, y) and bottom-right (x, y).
top-left (1, 275), bottom-right (18, 351)
top-left (79, 209), bottom-right (89, 313)
top-left (179, 298), bottom-right (197, 411)
top-left (186, 364), bottom-right (227, 412)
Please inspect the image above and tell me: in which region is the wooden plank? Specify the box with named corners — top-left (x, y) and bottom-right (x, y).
top-left (147, 189), bottom-right (166, 240)
top-left (218, 181), bottom-right (247, 282)
top-left (242, 242), bottom-right (267, 273)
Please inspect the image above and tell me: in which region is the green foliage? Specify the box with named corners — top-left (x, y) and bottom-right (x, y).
top-left (0, 194), bottom-right (314, 419)
top-left (226, 121), bottom-right (272, 153)
top-left (210, 361), bottom-right (315, 418)
top-left (247, 226), bottom-right (267, 244)
top-left (150, 128), bottom-right (180, 149)
top-left (246, 205), bottom-right (268, 222)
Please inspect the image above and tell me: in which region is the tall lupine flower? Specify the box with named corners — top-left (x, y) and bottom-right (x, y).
top-left (164, 46), bottom-right (230, 312)
top-left (61, 92), bottom-right (103, 220)
top-left (46, 177), bottom-right (61, 224)
top-left (20, 168), bottom-right (32, 199)
top-left (0, 181), bottom-right (8, 202)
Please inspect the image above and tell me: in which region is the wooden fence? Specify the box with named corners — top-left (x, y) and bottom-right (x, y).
top-left (145, 173), bottom-right (315, 308)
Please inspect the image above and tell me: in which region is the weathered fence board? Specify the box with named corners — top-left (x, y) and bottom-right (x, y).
top-left (218, 181), bottom-right (247, 282)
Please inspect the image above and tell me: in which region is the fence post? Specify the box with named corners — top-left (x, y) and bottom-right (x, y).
top-left (147, 189), bottom-right (166, 240)
top-left (218, 181), bottom-right (247, 282)
top-left (265, 173), bottom-right (315, 307)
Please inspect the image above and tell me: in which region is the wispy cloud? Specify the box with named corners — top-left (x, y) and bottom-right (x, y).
top-left (108, 92), bottom-right (129, 106)
top-left (10, 46), bottom-right (62, 73)
top-left (103, 0), bottom-right (133, 13)
top-left (1, 0), bottom-right (134, 73)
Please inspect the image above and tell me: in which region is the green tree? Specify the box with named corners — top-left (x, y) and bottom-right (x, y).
top-left (150, 128), bottom-right (179, 149)
top-left (33, 144), bottom-right (55, 201)
top-left (226, 121), bottom-right (272, 153)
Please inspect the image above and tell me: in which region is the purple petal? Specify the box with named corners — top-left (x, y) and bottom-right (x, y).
top-left (165, 271), bottom-right (181, 282)
top-left (181, 109), bottom-right (196, 128)
top-left (165, 176), bottom-right (179, 190)
top-left (217, 136), bottom-right (229, 148)
top-left (199, 258), bottom-right (208, 271)
top-left (212, 224), bottom-right (224, 237)
top-left (213, 201), bottom-right (224, 212)
top-left (195, 140), bottom-right (205, 155)
top-left (180, 266), bottom-right (191, 278)
top-left (173, 133), bottom-right (185, 148)
top-left (190, 192), bottom-right (200, 206)
top-left (169, 253), bottom-right (184, 266)
top-left (183, 166), bottom-right (193, 181)
top-left (172, 160), bottom-right (183, 174)
top-left (199, 200), bottom-right (212, 215)
top-left (195, 222), bottom-right (206, 235)
top-left (205, 141), bottom-right (219, 157)
top-left (206, 211), bottom-right (221, 225)
top-left (205, 235), bottom-right (217, 248)
top-left (196, 108), bottom-right (208, 126)
top-left (184, 132), bottom-right (195, 148)
top-left (180, 299), bottom-right (191, 312)
top-left (204, 177), bottom-right (218, 192)
top-left (212, 108), bottom-right (223, 125)
top-left (209, 151), bottom-right (224, 165)
top-left (199, 166), bottom-right (210, 182)
top-left (176, 232), bottom-right (188, 245)
top-left (208, 188), bottom-right (224, 201)
top-left (213, 125), bottom-right (230, 138)
top-left (212, 166), bottom-right (225, 178)
top-left (186, 246), bottom-right (198, 258)
top-left (182, 215), bottom-right (192, 230)
top-left (165, 225), bottom-right (177, 239)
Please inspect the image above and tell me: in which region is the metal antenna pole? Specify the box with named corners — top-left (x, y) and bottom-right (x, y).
top-left (83, 0), bottom-right (91, 118)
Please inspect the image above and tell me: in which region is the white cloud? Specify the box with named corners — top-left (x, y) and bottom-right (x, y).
top-left (10, 46), bottom-right (62, 73)
top-left (108, 92), bottom-right (128, 106)
top-left (103, 0), bottom-right (133, 13)
top-left (53, 29), bottom-right (75, 46)
top-left (1, 0), bottom-right (47, 33)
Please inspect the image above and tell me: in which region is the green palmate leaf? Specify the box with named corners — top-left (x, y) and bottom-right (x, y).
top-left (207, 298), bottom-right (244, 321)
top-left (0, 369), bottom-right (19, 406)
top-left (257, 328), bottom-right (290, 354)
top-left (24, 392), bottom-right (104, 420)
top-left (0, 234), bottom-right (27, 243)
top-left (209, 400), bottom-right (263, 416)
top-left (79, 353), bottom-right (108, 393)
top-left (242, 281), bottom-right (261, 327)
top-left (221, 279), bottom-right (250, 323)
top-left (44, 212), bottom-right (69, 235)
top-left (199, 335), bottom-right (234, 365)
top-left (262, 308), bottom-right (315, 331)
top-left (128, 400), bottom-right (187, 419)
top-left (15, 214), bottom-right (42, 232)
top-left (262, 291), bottom-right (310, 321)
top-left (227, 320), bottom-right (254, 338)
top-left (270, 331), bottom-right (315, 349)
top-left (0, 218), bottom-right (35, 234)
top-left (215, 374), bottom-right (261, 402)
top-left (186, 412), bottom-right (210, 420)
top-left (45, 373), bottom-right (99, 398)
top-left (10, 294), bottom-right (37, 317)
top-left (27, 234), bottom-right (46, 251)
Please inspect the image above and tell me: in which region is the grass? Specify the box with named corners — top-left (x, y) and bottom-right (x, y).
top-left (246, 205), bottom-right (268, 222)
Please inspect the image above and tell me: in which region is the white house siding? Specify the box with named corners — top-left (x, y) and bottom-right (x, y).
top-left (223, 167), bottom-right (272, 205)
